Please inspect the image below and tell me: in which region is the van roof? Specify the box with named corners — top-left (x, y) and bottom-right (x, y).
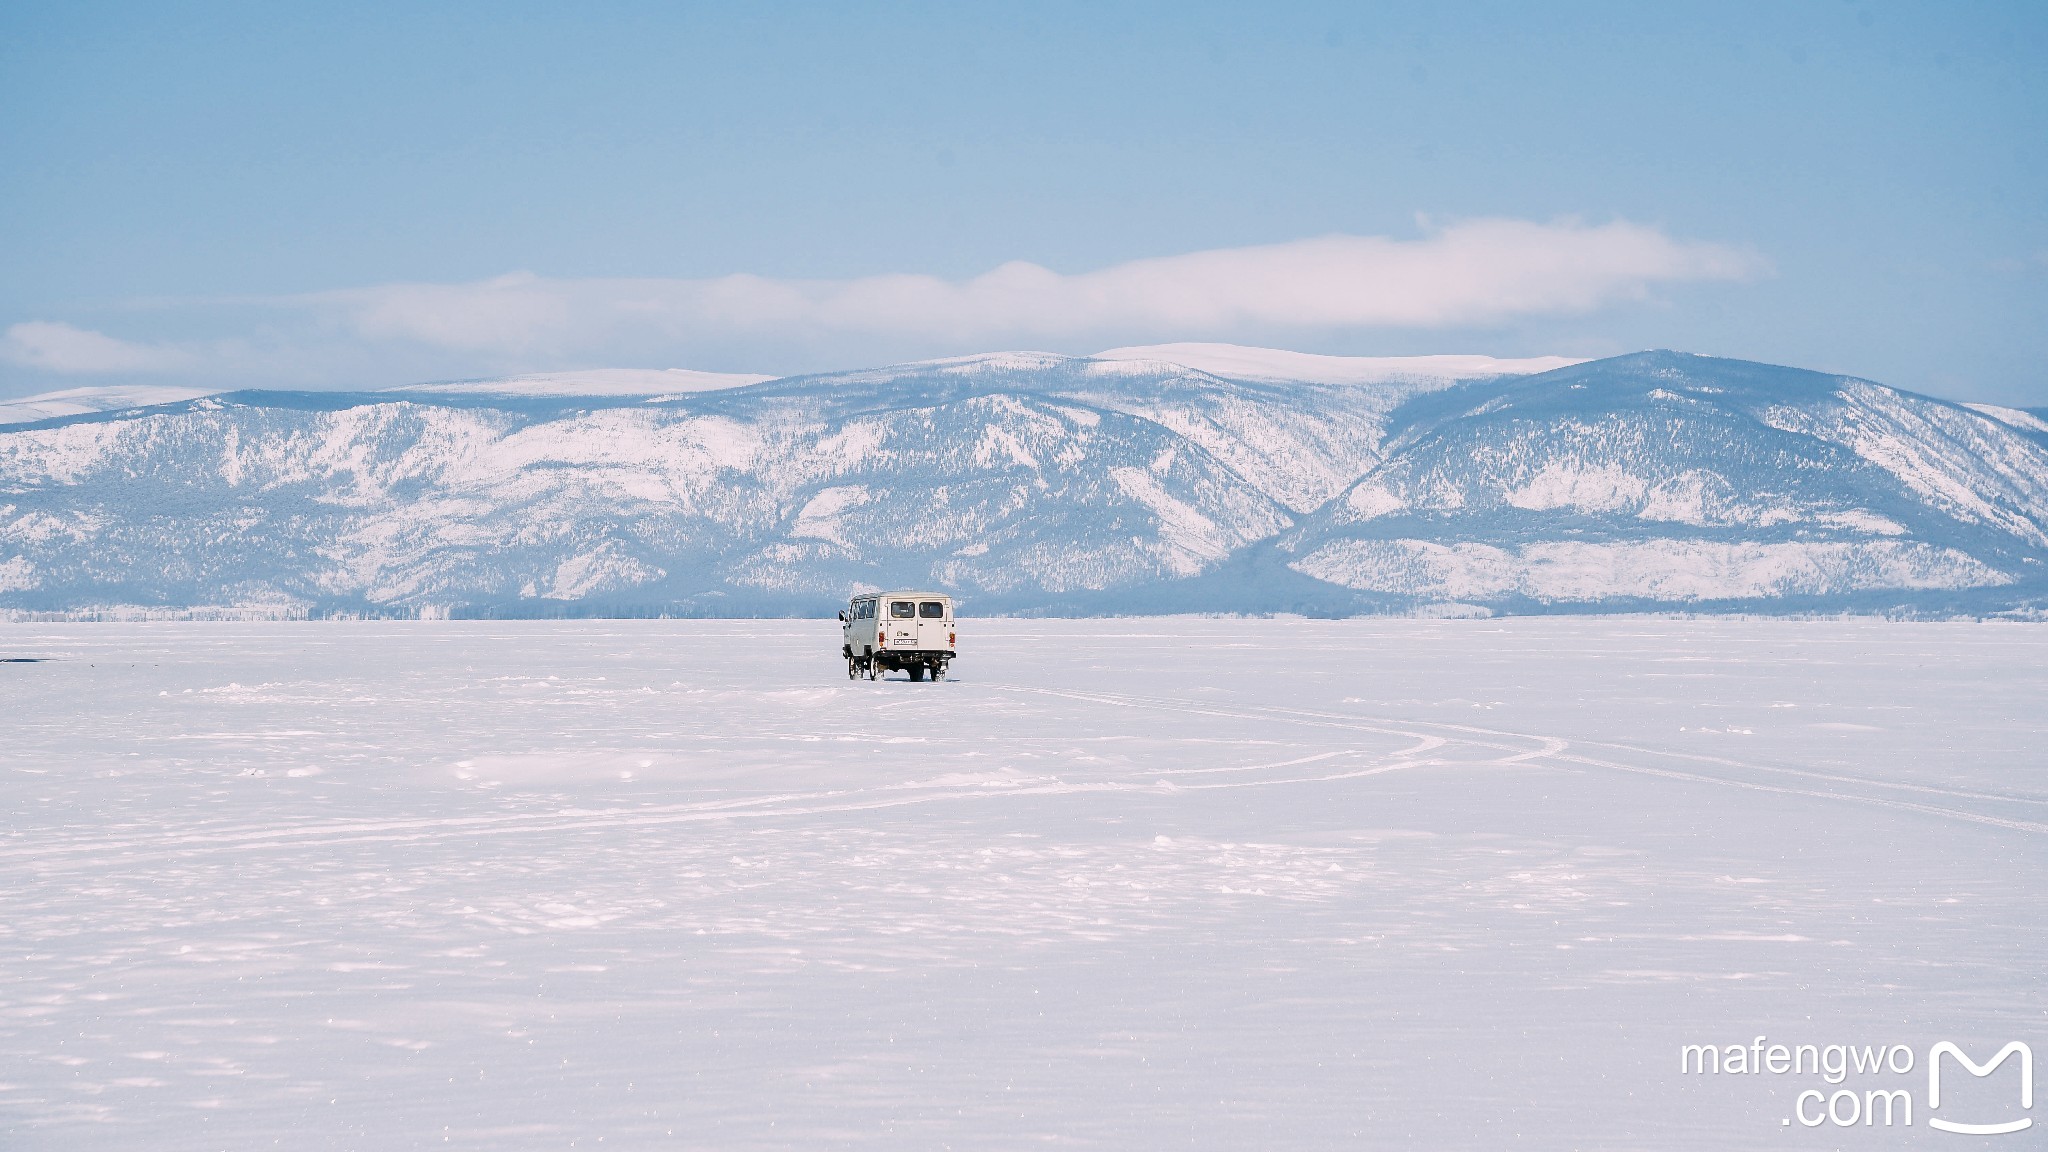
top-left (853, 589), bottom-right (952, 600)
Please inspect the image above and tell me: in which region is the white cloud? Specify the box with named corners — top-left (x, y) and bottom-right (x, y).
top-left (1, 219), bottom-right (1767, 389)
top-left (312, 218), bottom-right (1765, 353)
top-left (1, 321), bottom-right (189, 374)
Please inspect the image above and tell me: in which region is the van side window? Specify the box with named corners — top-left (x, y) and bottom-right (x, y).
top-left (919, 601), bottom-right (945, 618)
top-left (890, 601), bottom-right (915, 619)
top-left (859, 602), bottom-right (874, 620)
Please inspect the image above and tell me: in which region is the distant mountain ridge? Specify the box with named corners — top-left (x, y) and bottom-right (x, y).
top-left (0, 384), bottom-right (223, 427)
top-left (1091, 343), bottom-right (1582, 384)
top-left (383, 367), bottom-right (776, 397)
top-left (2, 349), bottom-right (2045, 618)
top-left (1275, 354), bottom-right (2048, 612)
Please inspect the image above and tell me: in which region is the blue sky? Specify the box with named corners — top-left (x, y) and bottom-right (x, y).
top-left (2, 1), bottom-right (2045, 402)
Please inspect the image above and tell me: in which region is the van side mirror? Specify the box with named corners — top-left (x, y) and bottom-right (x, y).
top-left (837, 610), bottom-right (847, 623)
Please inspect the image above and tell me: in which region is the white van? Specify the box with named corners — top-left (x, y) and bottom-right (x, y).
top-left (840, 590), bottom-right (955, 681)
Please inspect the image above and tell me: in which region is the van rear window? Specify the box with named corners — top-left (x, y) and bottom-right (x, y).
top-left (890, 601), bottom-right (916, 619)
top-left (919, 602), bottom-right (945, 618)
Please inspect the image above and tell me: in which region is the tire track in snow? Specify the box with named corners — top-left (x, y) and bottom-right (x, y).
top-left (6, 742), bottom-right (1470, 868)
top-left (0, 779), bottom-right (1152, 870)
top-left (0, 790), bottom-right (854, 862)
top-left (1548, 750), bottom-right (2048, 836)
top-left (985, 682), bottom-right (2035, 803)
top-left (1253, 701), bottom-right (2045, 806)
top-left (0, 730), bottom-right (1464, 870)
top-left (9, 680), bottom-right (2036, 873)
top-left (984, 684), bottom-right (2048, 836)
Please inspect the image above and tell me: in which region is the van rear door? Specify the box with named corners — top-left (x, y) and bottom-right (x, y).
top-left (885, 598), bottom-right (919, 650)
top-left (916, 599), bottom-right (950, 650)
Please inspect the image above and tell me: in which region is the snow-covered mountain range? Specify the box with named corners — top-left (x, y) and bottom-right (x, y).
top-left (3, 348), bottom-right (2045, 617)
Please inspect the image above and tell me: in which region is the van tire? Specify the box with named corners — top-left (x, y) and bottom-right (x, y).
top-left (908, 665), bottom-right (926, 682)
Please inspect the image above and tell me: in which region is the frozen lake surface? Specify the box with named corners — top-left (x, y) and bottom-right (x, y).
top-left (2, 618), bottom-right (2044, 1149)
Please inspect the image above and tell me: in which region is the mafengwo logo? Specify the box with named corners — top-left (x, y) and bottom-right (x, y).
top-left (1928, 1043), bottom-right (2032, 1136)
top-left (1679, 1038), bottom-right (2032, 1133)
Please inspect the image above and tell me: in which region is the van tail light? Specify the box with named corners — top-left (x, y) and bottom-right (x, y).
top-left (949, 632), bottom-right (956, 646)
top-left (878, 634), bottom-right (886, 647)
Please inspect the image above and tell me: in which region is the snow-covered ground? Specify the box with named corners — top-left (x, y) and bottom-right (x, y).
top-left (2, 619), bottom-right (2043, 1150)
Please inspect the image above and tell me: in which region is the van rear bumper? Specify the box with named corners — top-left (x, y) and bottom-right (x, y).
top-left (845, 645), bottom-right (954, 662)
